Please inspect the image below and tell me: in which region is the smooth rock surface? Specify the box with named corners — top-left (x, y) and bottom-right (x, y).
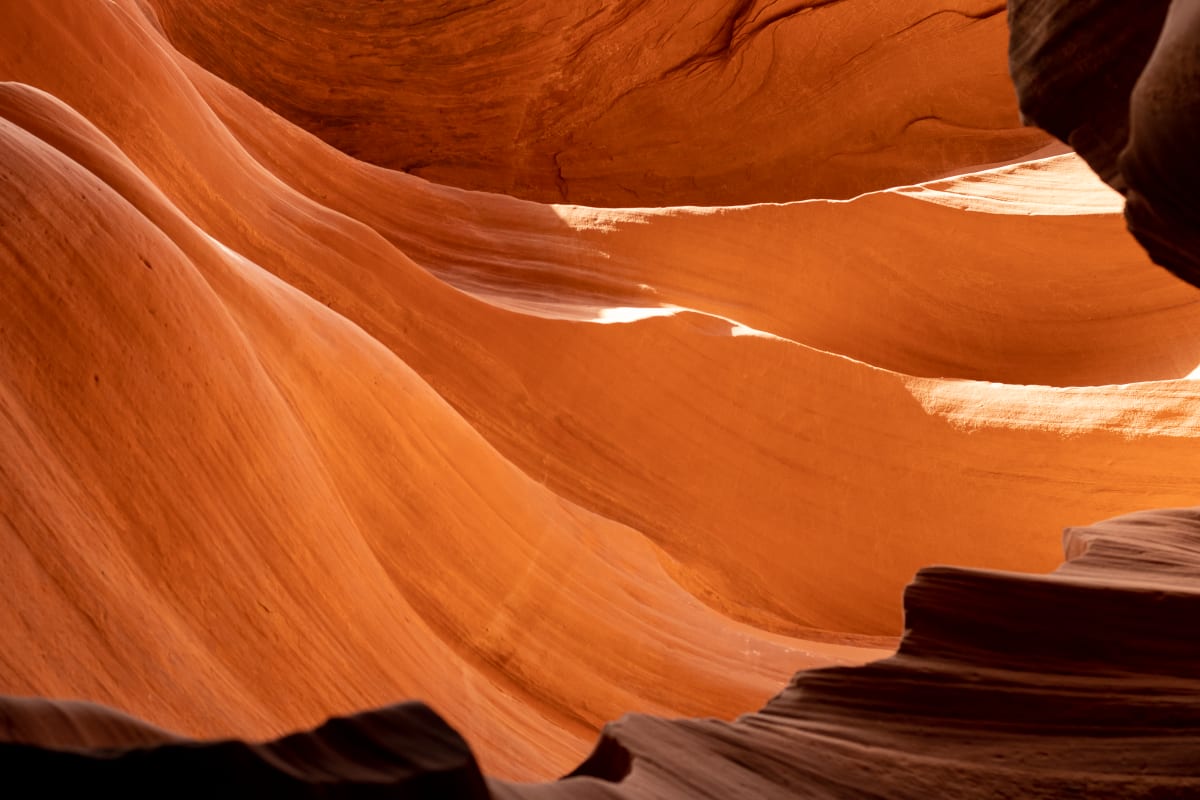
top-left (1, 0), bottom-right (1199, 796)
top-left (8, 510), bottom-right (1200, 798)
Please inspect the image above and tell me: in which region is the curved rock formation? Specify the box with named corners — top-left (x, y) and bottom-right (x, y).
top-left (506, 508), bottom-right (1200, 798)
top-left (149, 0), bottom-right (1051, 205)
top-left (9, 508), bottom-right (1200, 797)
top-left (2, 0), bottom-right (1200, 795)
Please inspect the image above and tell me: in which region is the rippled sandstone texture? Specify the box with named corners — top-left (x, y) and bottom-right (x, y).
top-left (2, 0), bottom-right (1200, 796)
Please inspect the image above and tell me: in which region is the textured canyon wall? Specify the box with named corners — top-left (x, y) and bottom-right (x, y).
top-left (2, 0), bottom-right (1200, 796)
top-left (149, 0), bottom-right (1051, 205)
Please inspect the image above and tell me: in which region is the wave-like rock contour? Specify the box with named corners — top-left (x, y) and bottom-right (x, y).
top-left (2, 0), bottom-right (1200, 796)
top-left (8, 509), bottom-right (1200, 797)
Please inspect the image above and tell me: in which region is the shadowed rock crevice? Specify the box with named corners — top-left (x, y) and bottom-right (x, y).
top-left (1008, 0), bottom-right (1171, 190)
top-left (1010, 0), bottom-right (1200, 289)
top-left (0, 702), bottom-right (492, 798)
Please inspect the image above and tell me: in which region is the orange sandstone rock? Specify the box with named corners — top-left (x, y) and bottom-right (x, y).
top-left (150, 0), bottom-right (1050, 205)
top-left (1, 0), bottom-right (1199, 795)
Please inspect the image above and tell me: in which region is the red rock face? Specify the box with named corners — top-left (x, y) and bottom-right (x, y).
top-left (150, 0), bottom-right (1051, 206)
top-left (1, 0), bottom-right (1199, 796)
